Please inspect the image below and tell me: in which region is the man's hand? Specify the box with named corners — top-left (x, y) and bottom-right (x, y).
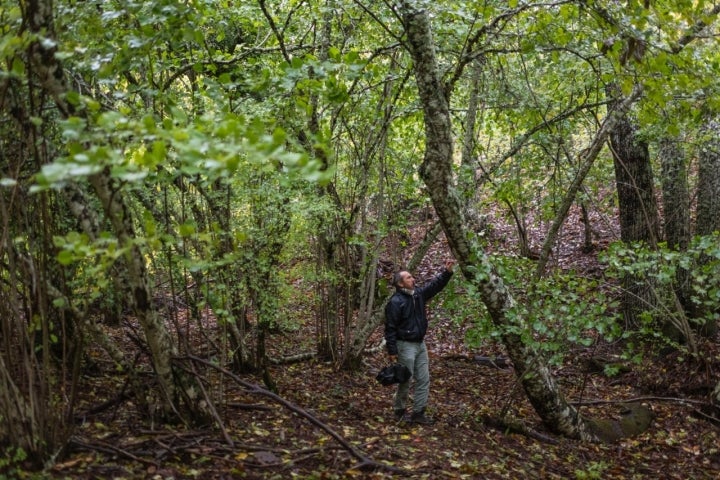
top-left (444, 259), bottom-right (456, 272)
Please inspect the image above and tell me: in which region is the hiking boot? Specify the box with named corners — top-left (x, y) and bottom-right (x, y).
top-left (393, 409), bottom-right (407, 422)
top-left (410, 408), bottom-right (435, 425)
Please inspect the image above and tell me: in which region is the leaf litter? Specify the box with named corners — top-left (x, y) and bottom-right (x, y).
top-left (49, 204), bottom-right (720, 479)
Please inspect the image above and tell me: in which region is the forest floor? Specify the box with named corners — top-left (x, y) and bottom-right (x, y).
top-left (46, 205), bottom-right (720, 480)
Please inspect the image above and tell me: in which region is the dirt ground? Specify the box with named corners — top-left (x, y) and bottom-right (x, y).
top-left (46, 205), bottom-right (720, 479)
top-left (50, 294), bottom-right (720, 479)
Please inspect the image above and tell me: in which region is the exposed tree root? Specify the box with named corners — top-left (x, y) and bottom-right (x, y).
top-left (481, 415), bottom-right (559, 444)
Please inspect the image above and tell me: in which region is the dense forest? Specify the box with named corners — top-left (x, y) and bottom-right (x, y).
top-left (1, 0), bottom-right (719, 478)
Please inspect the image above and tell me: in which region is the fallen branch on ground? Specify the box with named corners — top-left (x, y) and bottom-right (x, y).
top-left (180, 355), bottom-right (409, 474)
top-left (267, 352), bottom-right (316, 364)
top-left (570, 395), bottom-right (706, 407)
top-left (441, 354), bottom-right (512, 369)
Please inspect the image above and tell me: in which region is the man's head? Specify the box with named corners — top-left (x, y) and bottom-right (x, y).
top-left (392, 270), bottom-right (415, 290)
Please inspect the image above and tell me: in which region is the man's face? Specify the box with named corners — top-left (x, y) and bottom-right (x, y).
top-left (398, 271), bottom-right (415, 289)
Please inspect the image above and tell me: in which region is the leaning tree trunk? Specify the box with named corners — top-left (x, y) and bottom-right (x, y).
top-left (88, 170), bottom-right (183, 415)
top-left (399, 4), bottom-right (601, 441)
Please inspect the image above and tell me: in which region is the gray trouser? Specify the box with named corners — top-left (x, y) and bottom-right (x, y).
top-left (393, 340), bottom-right (430, 413)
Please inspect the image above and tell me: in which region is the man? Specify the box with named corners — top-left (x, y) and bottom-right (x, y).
top-left (385, 259), bottom-right (455, 424)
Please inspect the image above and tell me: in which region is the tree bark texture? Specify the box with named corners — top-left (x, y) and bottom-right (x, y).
top-left (659, 139), bottom-right (690, 251)
top-left (400, 4), bottom-right (599, 441)
top-left (606, 84), bottom-right (661, 326)
top-left (607, 93), bottom-right (660, 246)
top-left (696, 116), bottom-right (720, 237)
top-left (693, 116), bottom-right (720, 336)
top-left (459, 60), bottom-right (482, 212)
top-left (658, 138), bottom-right (693, 317)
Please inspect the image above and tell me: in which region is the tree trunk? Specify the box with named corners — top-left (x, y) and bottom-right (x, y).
top-left (88, 170), bottom-right (181, 415)
top-left (712, 379), bottom-right (720, 408)
top-left (696, 116), bottom-right (720, 237)
top-left (458, 59), bottom-right (488, 233)
top-left (659, 138), bottom-right (690, 251)
top-left (693, 115), bottom-right (720, 336)
top-left (339, 54), bottom-right (410, 370)
top-left (400, 5), bottom-right (601, 441)
top-left (658, 137), bottom-right (693, 315)
top-left (606, 83), bottom-right (661, 327)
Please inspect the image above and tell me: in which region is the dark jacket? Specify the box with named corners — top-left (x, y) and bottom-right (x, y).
top-left (384, 269), bottom-right (453, 355)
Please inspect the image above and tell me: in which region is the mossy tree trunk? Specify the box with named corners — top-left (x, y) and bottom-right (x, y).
top-left (399, 4), bottom-right (602, 441)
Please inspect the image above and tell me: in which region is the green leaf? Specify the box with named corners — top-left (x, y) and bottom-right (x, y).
top-left (57, 250), bottom-right (74, 266)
